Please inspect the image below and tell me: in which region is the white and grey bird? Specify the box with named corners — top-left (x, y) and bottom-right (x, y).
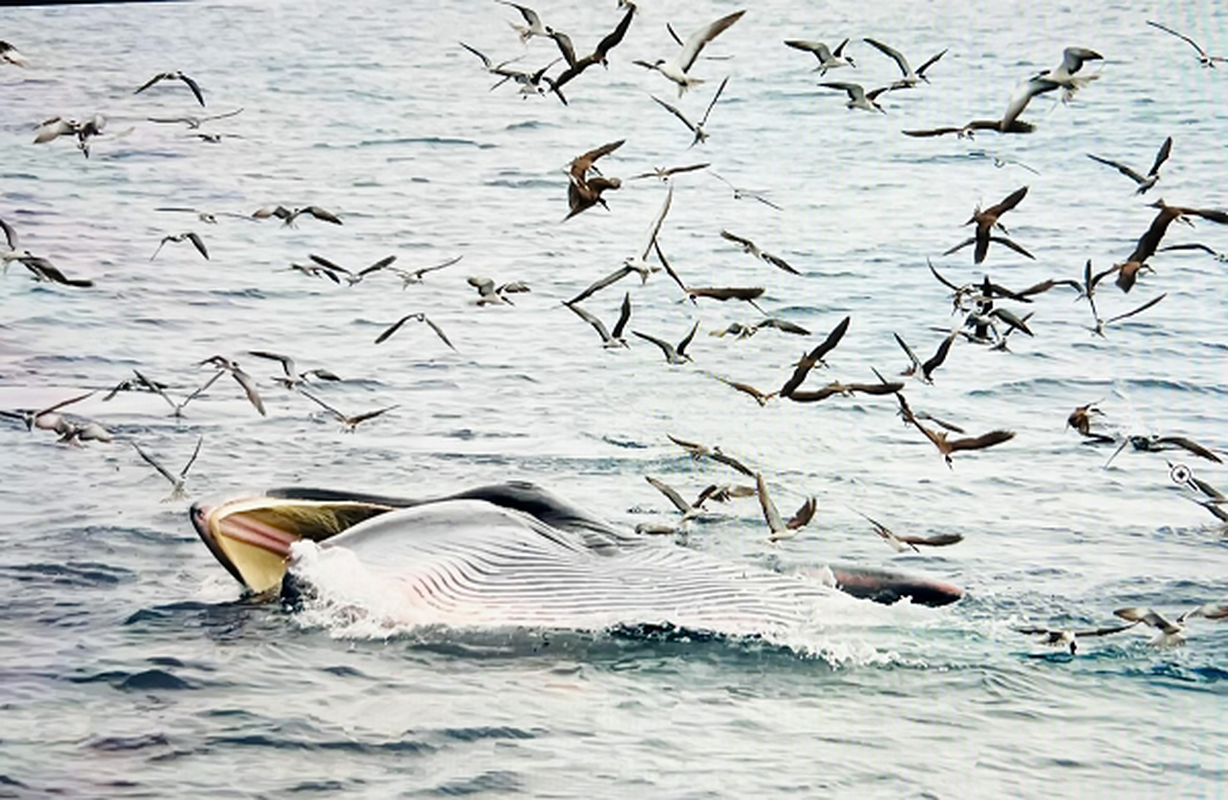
top-left (246, 351), bottom-right (342, 388)
top-left (1147, 20), bottom-right (1226, 68)
top-left (633, 320), bottom-right (699, 365)
top-left (132, 436), bottom-right (203, 501)
top-left (862, 38), bottom-right (946, 87)
top-left (1001, 47), bottom-right (1101, 131)
top-left (820, 81), bottom-right (892, 113)
top-left (135, 71), bottom-right (206, 106)
top-left (498, 0), bottom-right (550, 43)
top-left (298, 388), bottom-right (398, 433)
top-left (373, 312), bottom-right (456, 349)
top-left (650, 75), bottom-right (729, 147)
top-left (633, 9), bottom-right (745, 96)
top-left (1087, 137), bottom-right (1173, 195)
top-left (151, 232), bottom-right (209, 261)
top-left (784, 38), bottom-right (855, 75)
top-left (755, 472), bottom-right (817, 543)
top-left (565, 292), bottom-right (631, 348)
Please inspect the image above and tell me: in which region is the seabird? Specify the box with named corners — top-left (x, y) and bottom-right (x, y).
top-left (131, 368), bottom-right (220, 417)
top-left (779, 315), bottom-right (851, 398)
top-left (297, 388), bottom-right (398, 433)
top-left (151, 232), bottom-right (209, 261)
top-left (862, 38), bottom-right (947, 88)
top-left (14, 252), bottom-right (93, 287)
top-left (755, 472), bottom-right (817, 543)
top-left (853, 510), bottom-right (963, 553)
top-left (565, 139), bottom-right (625, 221)
top-left (565, 293), bottom-right (631, 349)
top-left (547, 2), bottom-right (636, 100)
top-left (633, 321), bottom-right (699, 365)
top-left (134, 71), bottom-right (206, 107)
top-left (33, 114), bottom-right (108, 158)
top-left (1015, 622), bottom-right (1139, 654)
top-left (711, 375), bottom-right (777, 407)
top-left (147, 107), bottom-right (243, 129)
top-left (468, 276), bottom-right (529, 305)
top-left (245, 351), bottom-right (342, 387)
top-left (667, 434), bottom-right (754, 477)
top-left (650, 75), bottom-right (729, 147)
top-left (197, 356), bottom-right (267, 416)
top-left (1146, 20), bottom-right (1226, 68)
top-left (899, 401), bottom-right (1015, 468)
top-left (893, 330), bottom-right (955, 384)
top-left (498, 0), bottom-right (550, 43)
top-left (1086, 292), bottom-right (1166, 337)
top-left (710, 172), bottom-right (782, 210)
top-left (719, 229), bottom-right (798, 274)
top-left (252, 205), bottom-right (342, 226)
top-left (1113, 607), bottom-right (1188, 646)
top-left (1087, 137), bottom-right (1173, 195)
top-left (1001, 47), bottom-right (1101, 131)
top-left (1106, 433), bottom-right (1221, 467)
top-left (943, 185), bottom-right (1034, 264)
top-left (784, 38), bottom-right (855, 75)
top-left (386, 255), bottom-right (463, 288)
top-left (1, 41), bottom-right (28, 67)
top-left (902, 118), bottom-right (1036, 138)
top-left (566, 183), bottom-right (672, 304)
top-left (1066, 402), bottom-right (1114, 443)
top-left (0, 216), bottom-right (16, 253)
top-left (132, 436), bottom-right (203, 502)
top-left (820, 81), bottom-right (892, 113)
top-left (0, 389), bottom-right (96, 432)
top-left (628, 162), bottom-right (710, 182)
top-left (786, 380), bottom-right (905, 404)
top-left (644, 475), bottom-right (703, 521)
top-left (633, 9), bottom-right (746, 96)
top-left (373, 312), bottom-right (456, 349)
top-left (307, 253), bottom-right (397, 286)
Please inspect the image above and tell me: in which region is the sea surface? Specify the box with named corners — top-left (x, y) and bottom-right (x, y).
top-left (1, 0), bottom-right (1226, 797)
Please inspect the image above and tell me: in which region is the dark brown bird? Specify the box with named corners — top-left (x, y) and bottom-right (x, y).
top-left (787, 380), bottom-right (904, 403)
top-left (667, 434), bottom-right (754, 477)
top-left (901, 403), bottom-right (1015, 468)
top-left (1087, 136), bottom-right (1172, 195)
top-left (1066, 402), bottom-right (1113, 443)
top-left (547, 2), bottom-right (636, 101)
top-left (755, 472), bottom-right (817, 543)
top-left (944, 186), bottom-right (1033, 264)
top-left (13, 252), bottom-right (93, 287)
top-left (779, 315), bottom-right (851, 398)
top-left (564, 142), bottom-right (624, 221)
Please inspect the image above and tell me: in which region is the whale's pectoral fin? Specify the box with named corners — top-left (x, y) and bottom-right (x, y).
top-left (191, 495), bottom-right (399, 594)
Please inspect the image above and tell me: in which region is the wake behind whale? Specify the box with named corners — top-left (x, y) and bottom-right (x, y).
top-left (190, 482), bottom-right (962, 641)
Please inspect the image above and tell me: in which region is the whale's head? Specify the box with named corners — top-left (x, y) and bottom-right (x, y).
top-left (190, 493), bottom-right (399, 595)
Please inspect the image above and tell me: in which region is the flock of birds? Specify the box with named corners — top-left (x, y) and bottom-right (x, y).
top-left (2, 4), bottom-right (1226, 653)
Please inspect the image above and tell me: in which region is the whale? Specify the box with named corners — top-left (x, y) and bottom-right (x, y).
top-left (190, 481), bottom-right (962, 634)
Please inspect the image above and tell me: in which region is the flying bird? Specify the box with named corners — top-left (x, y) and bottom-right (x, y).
top-left (1001, 47), bottom-right (1101, 131)
top-left (1146, 20), bottom-right (1226, 68)
top-left (1, 41), bottom-right (28, 67)
top-left (298, 388), bottom-right (398, 433)
top-left (197, 356), bottom-right (267, 416)
top-left (667, 434), bottom-right (754, 477)
top-left (755, 472), bottom-right (817, 543)
top-left (820, 81), bottom-right (892, 113)
top-left (779, 315), bottom-right (851, 398)
top-left (894, 330), bottom-right (955, 383)
top-left (719, 229), bottom-right (798, 274)
top-left (633, 321), bottom-right (699, 364)
top-left (1087, 137), bottom-right (1173, 195)
top-left (151, 232), bottom-right (209, 261)
top-left (944, 185), bottom-right (1033, 264)
top-left (134, 71), bottom-right (205, 106)
top-left (565, 293), bottom-right (631, 349)
top-left (784, 38), bottom-right (855, 75)
top-left (1015, 622), bottom-right (1139, 654)
top-left (651, 75), bottom-right (729, 147)
top-left (861, 38), bottom-right (947, 87)
top-left (633, 9), bottom-right (746, 96)
top-left (132, 437), bottom-right (203, 501)
top-left (252, 205), bottom-right (342, 226)
top-left (373, 312), bottom-right (456, 349)
top-left (245, 351), bottom-right (342, 388)
top-left (547, 2), bottom-right (636, 100)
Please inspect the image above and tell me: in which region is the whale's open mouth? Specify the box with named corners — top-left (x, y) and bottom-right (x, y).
top-left (190, 493), bottom-right (400, 594)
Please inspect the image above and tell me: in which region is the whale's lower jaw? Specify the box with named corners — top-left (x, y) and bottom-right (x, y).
top-left (190, 484), bottom-right (964, 623)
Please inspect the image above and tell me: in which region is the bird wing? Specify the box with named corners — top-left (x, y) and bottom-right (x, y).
top-left (611, 292), bottom-right (632, 340)
top-left (566, 302), bottom-right (612, 343)
top-left (1114, 606), bottom-right (1180, 633)
top-left (247, 350), bottom-right (295, 376)
top-left (0, 217), bottom-right (17, 250)
top-left (652, 239), bottom-right (689, 296)
top-left (1155, 436), bottom-right (1222, 463)
top-left (755, 473), bottom-right (788, 540)
top-left (986, 185), bottom-right (1029, 218)
top-left (594, 3), bottom-right (636, 60)
top-left (181, 435), bottom-right (204, 479)
top-left (761, 252), bottom-right (799, 274)
top-left (699, 75), bottom-right (729, 126)
top-left (1146, 20), bottom-right (1208, 58)
top-left (677, 10), bottom-right (746, 73)
top-left (988, 235), bottom-right (1036, 260)
top-left (229, 367), bottom-right (266, 416)
top-left (632, 330), bottom-right (677, 361)
top-left (645, 476), bottom-right (693, 514)
top-left (301, 206), bottom-right (342, 224)
top-left (178, 73), bottom-right (206, 106)
top-left (297, 388), bottom-right (344, 421)
top-left (422, 315), bottom-right (457, 350)
top-left (358, 255), bottom-right (397, 277)
top-left (1149, 136), bottom-right (1173, 177)
top-left (651, 95), bottom-right (697, 133)
top-left (134, 73), bottom-right (167, 94)
top-left (675, 319), bottom-right (700, 357)
top-left (1087, 153), bottom-right (1147, 184)
top-left (946, 429), bottom-right (1015, 453)
top-left (35, 389), bottom-right (97, 417)
top-left (459, 41), bottom-right (493, 70)
top-left (820, 81), bottom-right (865, 102)
top-left (862, 38), bottom-right (910, 78)
top-left (893, 332), bottom-right (924, 374)
top-left (915, 48), bottom-right (948, 77)
top-left (785, 496), bottom-right (817, 530)
top-left (1105, 292), bottom-right (1166, 325)
top-left (309, 254), bottom-right (354, 277)
top-left (639, 183), bottom-right (674, 261)
top-left (567, 265), bottom-right (635, 305)
top-left (186, 231), bottom-right (209, 260)
top-left (349, 405), bottom-right (399, 425)
top-left (374, 314), bottom-right (415, 345)
top-left (132, 441), bottom-right (179, 485)
top-left (719, 229), bottom-right (756, 250)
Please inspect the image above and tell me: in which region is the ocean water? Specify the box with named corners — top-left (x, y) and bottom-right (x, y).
top-left (1, 0), bottom-right (1226, 797)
